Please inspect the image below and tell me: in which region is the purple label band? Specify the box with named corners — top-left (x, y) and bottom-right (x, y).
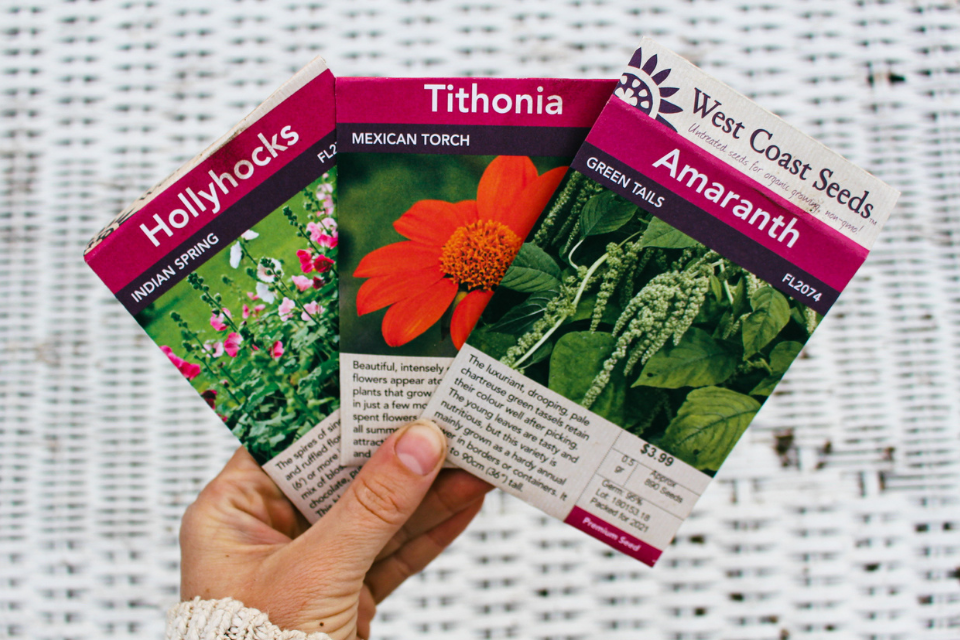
top-left (585, 99), bottom-right (868, 295)
top-left (87, 70), bottom-right (336, 294)
top-left (573, 145), bottom-right (838, 313)
top-left (338, 123), bottom-right (590, 157)
top-left (337, 77), bottom-right (616, 129)
top-left (116, 133), bottom-right (337, 316)
top-left (564, 506), bottom-right (663, 566)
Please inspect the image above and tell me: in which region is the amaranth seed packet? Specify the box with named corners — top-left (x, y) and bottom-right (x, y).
top-left (420, 38), bottom-right (899, 565)
top-left (84, 57), bottom-right (356, 522)
top-left (337, 77), bottom-right (615, 465)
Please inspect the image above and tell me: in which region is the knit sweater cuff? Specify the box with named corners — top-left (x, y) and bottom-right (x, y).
top-left (166, 597), bottom-right (333, 640)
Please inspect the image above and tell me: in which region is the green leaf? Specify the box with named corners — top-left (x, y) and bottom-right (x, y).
top-left (749, 341), bottom-right (804, 396)
top-left (742, 287), bottom-right (790, 357)
top-left (749, 375), bottom-right (780, 396)
top-left (790, 306), bottom-right (806, 329)
top-left (634, 328), bottom-right (739, 389)
top-left (579, 191), bottom-right (637, 237)
top-left (548, 331), bottom-right (625, 425)
top-left (730, 277), bottom-right (747, 317)
top-left (694, 294), bottom-right (723, 326)
top-left (521, 341), bottom-right (553, 369)
top-left (500, 243), bottom-right (562, 292)
top-left (469, 328), bottom-right (518, 361)
top-left (639, 217), bottom-right (700, 249)
top-left (489, 288), bottom-right (558, 335)
top-left (624, 386), bottom-right (670, 437)
top-left (770, 340), bottom-right (803, 374)
top-left (661, 387), bottom-right (761, 470)
top-left (709, 275), bottom-right (723, 302)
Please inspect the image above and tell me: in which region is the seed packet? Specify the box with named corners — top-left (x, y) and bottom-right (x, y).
top-left (84, 58), bottom-right (355, 523)
top-left (337, 77), bottom-right (615, 464)
top-left (420, 38), bottom-right (899, 565)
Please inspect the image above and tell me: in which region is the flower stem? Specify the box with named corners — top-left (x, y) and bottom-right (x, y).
top-left (176, 329), bottom-right (243, 406)
top-left (567, 238), bottom-right (585, 268)
top-left (512, 253), bottom-right (610, 370)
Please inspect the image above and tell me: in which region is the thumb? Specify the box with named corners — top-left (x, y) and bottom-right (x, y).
top-left (293, 419), bottom-right (447, 575)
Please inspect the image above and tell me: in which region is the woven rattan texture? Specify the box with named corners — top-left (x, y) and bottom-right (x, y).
top-left (2, 1), bottom-right (959, 638)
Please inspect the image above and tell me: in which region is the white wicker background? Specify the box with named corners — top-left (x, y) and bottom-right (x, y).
top-left (1, 1), bottom-right (958, 638)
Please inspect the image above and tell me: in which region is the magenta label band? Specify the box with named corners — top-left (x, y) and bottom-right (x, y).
top-left (114, 133), bottom-right (337, 315)
top-left (564, 506), bottom-right (663, 566)
top-left (573, 143), bottom-right (839, 313)
top-left (337, 77), bottom-right (615, 128)
top-left (86, 69), bottom-right (336, 294)
top-left (582, 98), bottom-right (868, 296)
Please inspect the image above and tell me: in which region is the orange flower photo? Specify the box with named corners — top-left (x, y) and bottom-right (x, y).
top-left (352, 156), bottom-right (565, 348)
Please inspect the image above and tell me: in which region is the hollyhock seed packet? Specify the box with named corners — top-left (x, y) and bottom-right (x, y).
top-left (84, 58), bottom-right (357, 523)
top-left (420, 38), bottom-right (899, 565)
top-left (337, 77), bottom-right (616, 464)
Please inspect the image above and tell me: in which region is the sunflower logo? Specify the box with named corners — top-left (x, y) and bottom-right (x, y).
top-left (614, 48), bottom-right (683, 130)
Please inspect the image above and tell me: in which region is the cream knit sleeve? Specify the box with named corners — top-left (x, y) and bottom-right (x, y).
top-left (166, 597), bottom-right (333, 640)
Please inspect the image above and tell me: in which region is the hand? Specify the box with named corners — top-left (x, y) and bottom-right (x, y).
top-left (179, 419), bottom-right (492, 639)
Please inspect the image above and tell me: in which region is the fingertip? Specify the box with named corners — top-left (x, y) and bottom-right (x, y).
top-left (394, 420), bottom-right (447, 476)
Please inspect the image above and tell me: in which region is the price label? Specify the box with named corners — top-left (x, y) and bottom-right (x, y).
top-left (640, 443), bottom-right (674, 467)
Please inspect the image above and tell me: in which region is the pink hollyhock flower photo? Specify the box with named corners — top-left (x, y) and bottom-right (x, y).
top-left (291, 275), bottom-right (313, 292)
top-left (301, 301), bottom-right (323, 321)
top-left (318, 233), bottom-right (338, 249)
top-left (224, 332), bottom-right (242, 358)
top-left (160, 345), bottom-right (201, 380)
top-left (298, 250), bottom-right (334, 274)
top-left (210, 310), bottom-right (230, 331)
top-left (271, 341), bottom-right (284, 359)
top-left (313, 254), bottom-right (334, 273)
top-left (297, 249), bottom-right (316, 273)
top-left (307, 222), bottom-right (338, 248)
top-left (278, 297), bottom-right (296, 321)
top-left (203, 341), bottom-right (224, 358)
top-left (241, 304), bottom-right (264, 319)
top-left (200, 389), bottom-right (217, 409)
top-left (317, 215), bottom-right (336, 232)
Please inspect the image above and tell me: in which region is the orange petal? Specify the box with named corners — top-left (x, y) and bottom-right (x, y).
top-left (502, 166), bottom-right (567, 240)
top-left (354, 241), bottom-right (441, 278)
top-left (450, 290), bottom-right (494, 349)
top-left (356, 267), bottom-right (445, 315)
top-left (394, 200), bottom-right (473, 246)
top-left (381, 278), bottom-right (459, 347)
top-left (451, 200), bottom-right (479, 227)
top-left (476, 156), bottom-right (538, 224)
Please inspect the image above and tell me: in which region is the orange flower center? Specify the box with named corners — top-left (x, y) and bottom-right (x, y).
top-left (440, 220), bottom-right (523, 291)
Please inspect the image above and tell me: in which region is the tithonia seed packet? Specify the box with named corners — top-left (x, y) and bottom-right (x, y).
top-left (337, 77), bottom-right (616, 465)
top-left (84, 58), bottom-right (356, 522)
top-left (420, 38), bottom-right (899, 565)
